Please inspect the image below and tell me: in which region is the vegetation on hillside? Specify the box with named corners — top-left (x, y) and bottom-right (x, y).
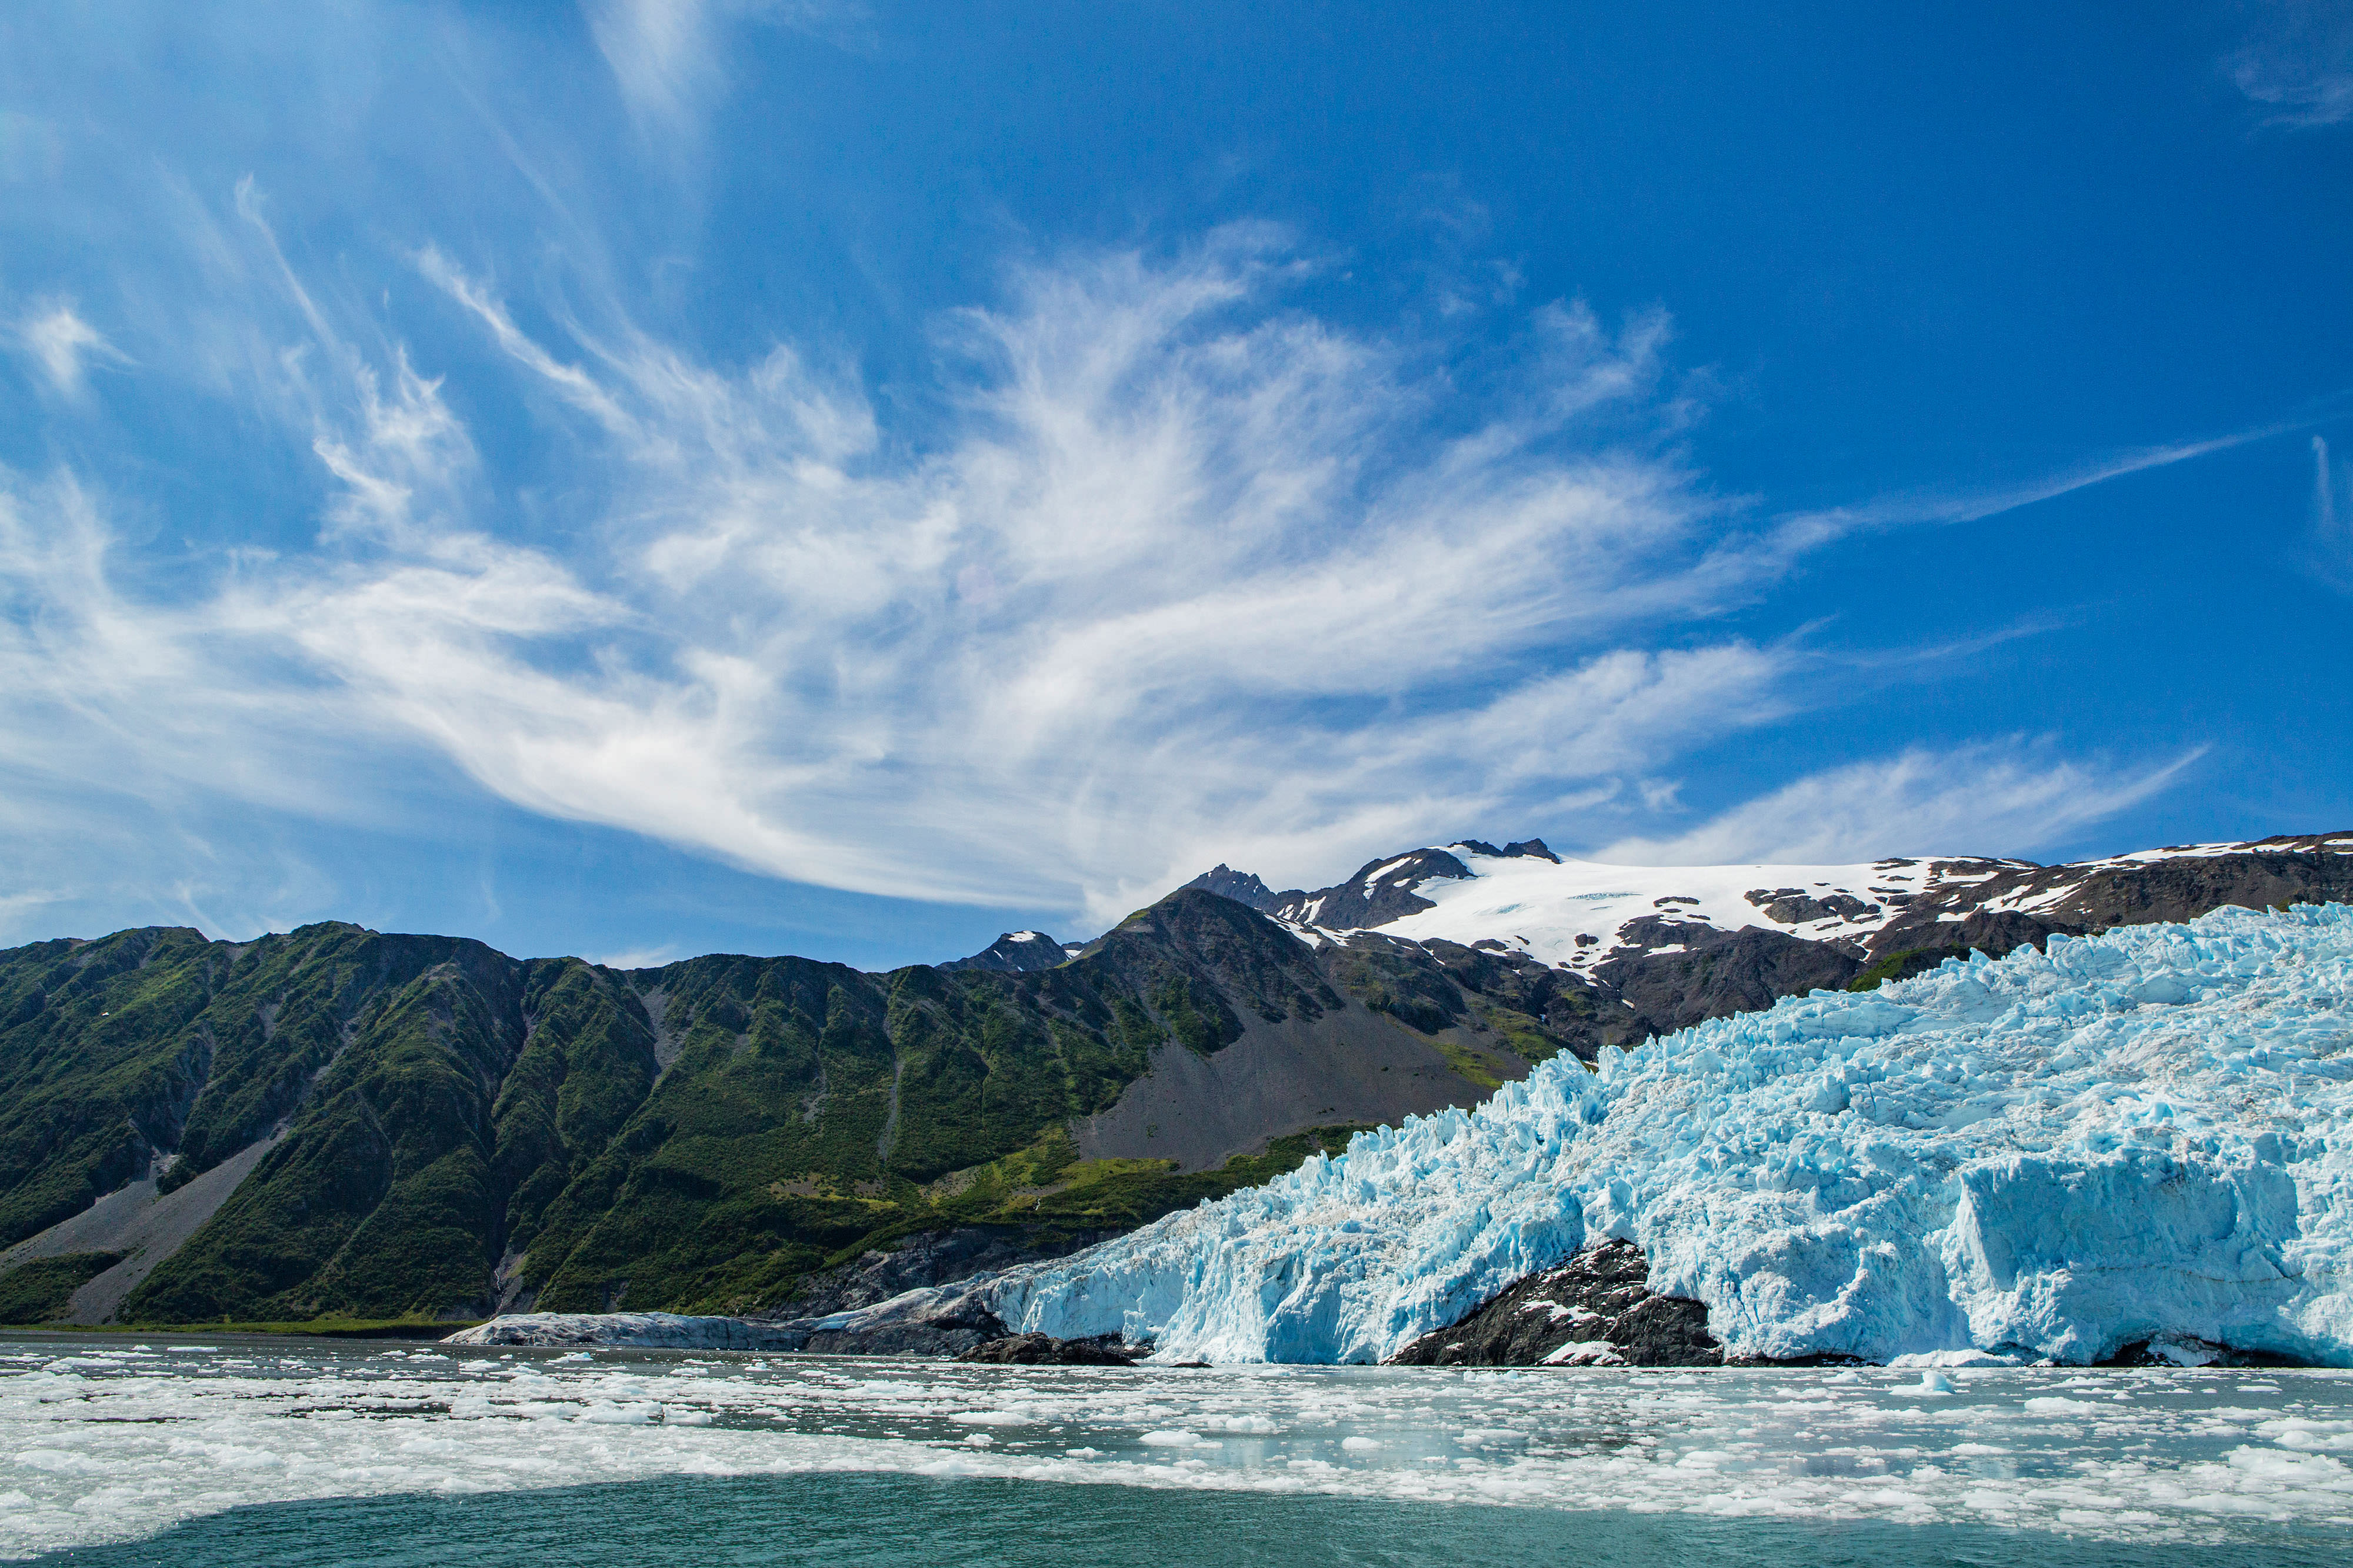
top-left (0, 1252), bottom-right (122, 1325)
top-left (0, 891), bottom-right (1549, 1325)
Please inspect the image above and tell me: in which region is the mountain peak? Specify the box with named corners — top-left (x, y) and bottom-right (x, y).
top-left (1179, 864), bottom-right (1295, 915)
top-left (1451, 838), bottom-right (1559, 863)
top-left (939, 930), bottom-right (1083, 973)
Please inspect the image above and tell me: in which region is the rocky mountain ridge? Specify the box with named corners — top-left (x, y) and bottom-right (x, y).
top-left (4, 828), bottom-right (2348, 1334)
top-left (1183, 830), bottom-right (2353, 1057)
top-left (0, 892), bottom-right (1554, 1327)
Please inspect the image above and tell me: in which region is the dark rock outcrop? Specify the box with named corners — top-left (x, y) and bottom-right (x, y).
top-left (1264, 849), bottom-right (1473, 930)
top-left (1181, 866), bottom-right (1294, 915)
top-left (1454, 839), bottom-right (1560, 863)
top-left (1746, 889), bottom-right (1880, 925)
top-left (956, 1332), bottom-right (1136, 1366)
top-left (1388, 1239), bottom-right (1721, 1367)
top-left (1595, 922), bottom-right (1867, 1036)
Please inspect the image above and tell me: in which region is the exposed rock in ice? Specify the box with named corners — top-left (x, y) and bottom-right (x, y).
top-left (955, 1332), bottom-right (1135, 1366)
top-left (978, 905), bottom-right (2353, 1366)
top-left (1388, 1237), bottom-right (1719, 1366)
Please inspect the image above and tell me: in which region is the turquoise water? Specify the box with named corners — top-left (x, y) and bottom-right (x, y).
top-left (33, 1472), bottom-right (2352, 1567)
top-left (8, 1335), bottom-right (2353, 1561)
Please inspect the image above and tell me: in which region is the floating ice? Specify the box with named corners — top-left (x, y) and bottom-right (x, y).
top-left (990, 906), bottom-right (2353, 1366)
top-left (575, 1400), bottom-right (659, 1423)
top-left (6, 1342), bottom-right (2349, 1555)
top-left (446, 1313), bottom-right (799, 1350)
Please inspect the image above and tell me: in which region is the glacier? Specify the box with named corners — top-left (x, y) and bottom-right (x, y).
top-left (991, 904), bottom-right (2353, 1366)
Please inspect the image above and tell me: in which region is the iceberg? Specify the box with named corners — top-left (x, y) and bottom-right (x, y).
top-left (989, 904), bottom-right (2353, 1365)
top-left (444, 1312), bottom-right (805, 1350)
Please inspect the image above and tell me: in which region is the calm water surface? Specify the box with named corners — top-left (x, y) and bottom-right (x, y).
top-left (6, 1333), bottom-right (2349, 1564)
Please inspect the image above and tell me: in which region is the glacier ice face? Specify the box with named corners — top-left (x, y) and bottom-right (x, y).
top-left (994, 905), bottom-right (2353, 1366)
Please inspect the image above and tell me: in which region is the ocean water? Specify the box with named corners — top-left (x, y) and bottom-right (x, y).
top-left (6, 1335), bottom-right (2352, 1565)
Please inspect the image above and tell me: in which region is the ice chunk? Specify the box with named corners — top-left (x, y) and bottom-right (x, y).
top-left (574, 1402), bottom-right (659, 1424)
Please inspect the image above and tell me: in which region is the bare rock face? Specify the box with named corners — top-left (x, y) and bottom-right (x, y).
top-left (1262, 849), bottom-right (1474, 930)
top-left (1388, 1239), bottom-right (1721, 1367)
top-left (1181, 865), bottom-right (1290, 914)
top-left (1594, 920), bottom-right (1866, 1035)
top-left (956, 1332), bottom-right (1136, 1366)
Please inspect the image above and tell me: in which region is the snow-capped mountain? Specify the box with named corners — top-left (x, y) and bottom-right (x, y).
top-left (940, 930), bottom-right (1087, 973)
top-left (446, 830), bottom-right (2353, 1363)
top-left (1192, 830), bottom-right (2353, 979)
top-left (1167, 831), bottom-right (2353, 1065)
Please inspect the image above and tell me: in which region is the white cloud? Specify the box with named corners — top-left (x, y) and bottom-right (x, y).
top-left (15, 302), bottom-right (128, 398)
top-left (1597, 743), bottom-right (2205, 867)
top-left (0, 226), bottom-right (1818, 925)
top-left (585, 0), bottom-right (859, 135)
top-left (2231, 2), bottom-right (2353, 128)
top-left (2311, 433), bottom-right (2353, 593)
top-left (1761, 427), bottom-right (2284, 562)
top-left (587, 0), bottom-right (724, 132)
top-left (588, 942), bottom-right (683, 969)
top-left (0, 213), bottom-right (2221, 931)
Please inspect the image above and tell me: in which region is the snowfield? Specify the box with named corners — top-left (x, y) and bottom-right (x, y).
top-left (994, 903), bottom-right (2353, 1366)
top-left (1368, 845), bottom-right (1926, 968)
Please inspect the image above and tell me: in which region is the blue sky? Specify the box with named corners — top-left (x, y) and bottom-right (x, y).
top-left (1, 1), bottom-right (2348, 969)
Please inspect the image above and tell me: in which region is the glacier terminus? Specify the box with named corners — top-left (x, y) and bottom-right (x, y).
top-left (967, 903), bottom-right (2353, 1366)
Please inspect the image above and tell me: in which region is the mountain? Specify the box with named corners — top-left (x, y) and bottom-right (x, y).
top-left (1185, 830), bottom-right (2353, 1052)
top-left (791, 902), bottom-right (2353, 1367)
top-left (0, 892), bottom-right (1556, 1327)
top-left (4, 827), bottom-right (2348, 1333)
top-left (941, 932), bottom-right (1087, 973)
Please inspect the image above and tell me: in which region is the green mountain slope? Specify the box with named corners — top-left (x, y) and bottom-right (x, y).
top-left (0, 891), bottom-right (1564, 1324)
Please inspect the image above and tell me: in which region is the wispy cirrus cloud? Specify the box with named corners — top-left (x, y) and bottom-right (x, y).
top-left (1759, 426), bottom-right (2290, 561)
top-left (0, 186), bottom-right (2241, 929)
top-left (2229, 1), bottom-right (2353, 128)
top-left (2304, 432), bottom-right (2353, 595)
top-left (13, 302), bottom-right (129, 399)
top-left (585, 0), bottom-right (864, 136)
top-left (0, 172), bottom-right (1798, 906)
top-left (1599, 742), bottom-right (2205, 867)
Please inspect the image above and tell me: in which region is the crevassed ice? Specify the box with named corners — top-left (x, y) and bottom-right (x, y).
top-left (995, 905), bottom-right (2353, 1366)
